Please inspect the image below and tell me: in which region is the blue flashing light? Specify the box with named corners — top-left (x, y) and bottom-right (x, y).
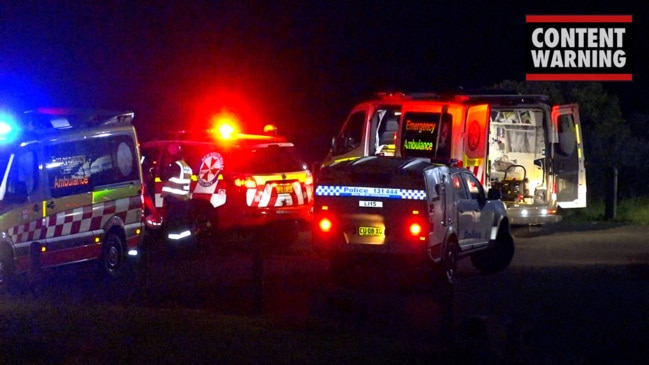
top-left (0, 110), bottom-right (20, 143)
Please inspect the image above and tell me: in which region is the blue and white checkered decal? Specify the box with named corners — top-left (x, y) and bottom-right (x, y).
top-left (315, 185), bottom-right (426, 200)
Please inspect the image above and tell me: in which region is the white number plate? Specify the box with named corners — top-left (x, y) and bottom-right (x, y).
top-left (359, 200), bottom-right (383, 208)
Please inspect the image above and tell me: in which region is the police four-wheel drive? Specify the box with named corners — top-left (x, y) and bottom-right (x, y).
top-left (312, 156), bottom-right (515, 287)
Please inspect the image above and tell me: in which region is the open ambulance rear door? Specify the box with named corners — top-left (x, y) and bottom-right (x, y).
top-left (462, 104), bottom-right (491, 185)
top-left (551, 104), bottom-right (587, 208)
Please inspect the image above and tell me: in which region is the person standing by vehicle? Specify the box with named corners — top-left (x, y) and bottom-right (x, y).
top-left (161, 143), bottom-right (193, 240)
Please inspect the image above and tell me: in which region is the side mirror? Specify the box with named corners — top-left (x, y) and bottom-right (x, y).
top-left (487, 187), bottom-right (502, 200)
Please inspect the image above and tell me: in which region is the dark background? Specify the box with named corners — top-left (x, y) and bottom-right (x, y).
top-left (1, 1), bottom-right (647, 164)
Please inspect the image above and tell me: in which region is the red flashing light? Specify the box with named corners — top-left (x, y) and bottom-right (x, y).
top-left (209, 110), bottom-right (240, 139)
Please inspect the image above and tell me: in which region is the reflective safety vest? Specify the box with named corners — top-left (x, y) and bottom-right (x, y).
top-left (161, 159), bottom-right (192, 200)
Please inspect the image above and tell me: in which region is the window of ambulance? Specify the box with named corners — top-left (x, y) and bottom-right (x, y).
top-left (400, 112), bottom-right (452, 159)
top-left (332, 111), bottom-right (365, 156)
top-left (0, 149), bottom-right (39, 205)
top-left (45, 135), bottom-right (140, 198)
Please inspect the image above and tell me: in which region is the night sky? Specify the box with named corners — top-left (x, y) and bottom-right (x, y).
top-left (1, 1), bottom-right (647, 163)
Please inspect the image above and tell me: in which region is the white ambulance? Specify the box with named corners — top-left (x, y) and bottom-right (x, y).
top-left (0, 108), bottom-right (145, 293)
top-left (324, 92), bottom-right (587, 225)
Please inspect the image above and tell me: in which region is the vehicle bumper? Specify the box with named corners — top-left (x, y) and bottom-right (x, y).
top-left (218, 204), bottom-right (313, 231)
top-left (506, 205), bottom-right (562, 225)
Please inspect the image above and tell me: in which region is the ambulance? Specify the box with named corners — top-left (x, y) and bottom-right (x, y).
top-left (140, 126), bottom-right (314, 249)
top-left (0, 108), bottom-right (145, 293)
top-left (324, 92), bottom-right (587, 225)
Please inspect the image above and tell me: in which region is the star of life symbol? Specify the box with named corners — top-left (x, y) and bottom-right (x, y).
top-left (198, 152), bottom-right (224, 187)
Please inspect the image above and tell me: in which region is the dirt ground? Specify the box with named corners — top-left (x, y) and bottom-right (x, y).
top-left (4, 222), bottom-right (649, 364)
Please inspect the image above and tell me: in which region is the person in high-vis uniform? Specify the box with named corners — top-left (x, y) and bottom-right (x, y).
top-left (161, 143), bottom-right (193, 240)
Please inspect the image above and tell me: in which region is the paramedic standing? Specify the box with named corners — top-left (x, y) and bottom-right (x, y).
top-left (161, 143), bottom-right (193, 236)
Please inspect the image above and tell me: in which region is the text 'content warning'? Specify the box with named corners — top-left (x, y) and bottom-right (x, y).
top-left (526, 15), bottom-right (633, 81)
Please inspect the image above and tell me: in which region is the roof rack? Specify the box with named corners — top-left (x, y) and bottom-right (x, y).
top-left (23, 108), bottom-right (135, 130)
top-left (371, 91), bottom-right (550, 105)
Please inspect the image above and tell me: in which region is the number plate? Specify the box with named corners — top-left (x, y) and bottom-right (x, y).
top-left (275, 184), bottom-right (293, 194)
top-left (358, 226), bottom-right (384, 236)
top-left (359, 200), bottom-right (383, 208)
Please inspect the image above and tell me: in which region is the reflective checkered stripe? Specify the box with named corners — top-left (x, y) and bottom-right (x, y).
top-left (315, 185), bottom-right (427, 200)
top-left (192, 176), bottom-right (227, 208)
top-left (7, 196), bottom-right (141, 244)
top-left (247, 181), bottom-right (308, 207)
top-left (470, 165), bottom-right (485, 185)
top-left (464, 156), bottom-right (485, 185)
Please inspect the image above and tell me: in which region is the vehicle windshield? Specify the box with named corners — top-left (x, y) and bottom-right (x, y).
top-left (229, 144), bottom-right (308, 173)
top-left (400, 112), bottom-right (452, 159)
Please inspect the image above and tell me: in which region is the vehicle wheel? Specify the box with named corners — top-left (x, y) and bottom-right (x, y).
top-left (102, 231), bottom-right (125, 278)
top-left (470, 224), bottom-right (515, 274)
top-left (437, 241), bottom-right (458, 286)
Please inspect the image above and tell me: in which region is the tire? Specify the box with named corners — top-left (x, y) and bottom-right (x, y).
top-left (436, 241), bottom-right (458, 286)
top-left (470, 225), bottom-right (515, 274)
top-left (102, 232), bottom-right (125, 278)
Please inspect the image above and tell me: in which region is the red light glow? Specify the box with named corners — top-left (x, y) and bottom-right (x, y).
top-left (409, 223), bottom-right (422, 236)
top-left (318, 218), bottom-right (332, 232)
top-left (234, 177), bottom-right (257, 189)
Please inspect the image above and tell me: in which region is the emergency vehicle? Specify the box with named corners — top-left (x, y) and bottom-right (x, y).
top-left (0, 108), bottom-right (145, 293)
top-left (324, 92), bottom-right (587, 225)
top-left (140, 126), bottom-right (314, 248)
top-left (312, 156), bottom-right (514, 286)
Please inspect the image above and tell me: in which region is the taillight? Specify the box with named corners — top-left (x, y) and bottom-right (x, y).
top-left (318, 217), bottom-right (333, 232)
top-left (406, 209), bottom-right (428, 241)
top-left (409, 222), bottom-right (422, 236)
top-left (140, 183), bottom-right (146, 211)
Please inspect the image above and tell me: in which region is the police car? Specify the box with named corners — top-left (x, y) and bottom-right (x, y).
top-left (140, 126), bottom-right (314, 249)
top-left (312, 156), bottom-right (514, 285)
top-left (0, 108), bottom-right (145, 293)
